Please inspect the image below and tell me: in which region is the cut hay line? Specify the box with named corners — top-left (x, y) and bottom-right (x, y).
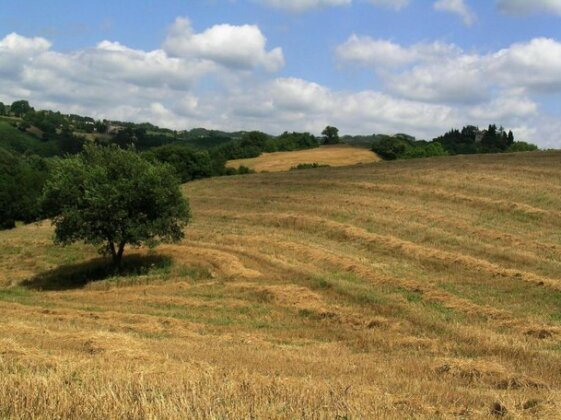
top-left (195, 187), bottom-right (561, 260)
top-left (185, 236), bottom-right (527, 329)
top-left (198, 210), bottom-right (561, 291)
top-left (329, 181), bottom-right (560, 221)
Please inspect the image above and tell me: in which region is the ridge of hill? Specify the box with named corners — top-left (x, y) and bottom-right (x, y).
top-left (1, 151), bottom-right (560, 418)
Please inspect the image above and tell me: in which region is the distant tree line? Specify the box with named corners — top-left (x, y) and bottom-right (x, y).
top-left (372, 125), bottom-right (538, 160)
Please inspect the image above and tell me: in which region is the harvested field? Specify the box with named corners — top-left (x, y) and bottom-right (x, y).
top-left (1, 151), bottom-right (561, 418)
top-left (226, 144), bottom-right (380, 172)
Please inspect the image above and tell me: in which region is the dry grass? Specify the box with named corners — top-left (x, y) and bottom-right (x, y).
top-left (2, 151), bottom-right (561, 418)
top-left (226, 144), bottom-right (381, 172)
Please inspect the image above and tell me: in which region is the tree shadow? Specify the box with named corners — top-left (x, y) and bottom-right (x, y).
top-left (22, 253), bottom-right (172, 291)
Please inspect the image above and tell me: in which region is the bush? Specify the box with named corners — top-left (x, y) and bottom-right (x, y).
top-left (507, 141), bottom-right (539, 153)
top-left (373, 136), bottom-right (449, 160)
top-left (290, 163), bottom-right (330, 170)
top-left (145, 144), bottom-right (214, 183)
top-left (236, 165), bottom-right (255, 175)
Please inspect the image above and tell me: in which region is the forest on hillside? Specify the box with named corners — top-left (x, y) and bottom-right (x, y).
top-left (0, 100), bottom-right (539, 230)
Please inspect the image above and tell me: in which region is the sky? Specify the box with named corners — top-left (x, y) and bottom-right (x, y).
top-left (1, 0), bottom-right (561, 147)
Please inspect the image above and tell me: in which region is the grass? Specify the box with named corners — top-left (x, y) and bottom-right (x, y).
top-left (226, 144), bottom-right (380, 172)
top-left (0, 121), bottom-right (38, 151)
top-left (1, 151), bottom-right (561, 417)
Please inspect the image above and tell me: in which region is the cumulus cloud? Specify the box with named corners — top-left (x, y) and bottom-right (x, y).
top-left (333, 34), bottom-right (561, 144)
top-left (0, 30), bottom-right (459, 140)
top-left (1, 19), bottom-right (561, 147)
top-left (0, 19), bottom-right (284, 128)
top-left (385, 56), bottom-right (488, 104)
top-left (225, 78), bottom-right (459, 136)
top-left (433, 0), bottom-right (476, 25)
top-left (497, 0), bottom-right (561, 15)
top-left (490, 38), bottom-right (561, 92)
top-left (366, 0), bottom-right (410, 10)
top-left (337, 35), bottom-right (561, 103)
top-left (163, 17), bottom-right (284, 72)
top-left (253, 0), bottom-right (351, 12)
top-left (254, 0), bottom-right (409, 11)
top-left (0, 33), bottom-right (51, 78)
top-left (335, 35), bottom-right (460, 68)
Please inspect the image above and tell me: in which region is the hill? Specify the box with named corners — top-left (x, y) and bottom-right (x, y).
top-left (227, 144), bottom-right (381, 172)
top-left (1, 151), bottom-right (561, 417)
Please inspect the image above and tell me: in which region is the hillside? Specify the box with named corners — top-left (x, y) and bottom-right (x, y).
top-left (227, 144), bottom-right (381, 172)
top-left (1, 151), bottom-right (561, 417)
top-left (0, 121), bottom-right (55, 156)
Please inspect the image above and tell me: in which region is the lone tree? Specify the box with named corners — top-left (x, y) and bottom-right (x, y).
top-left (10, 100), bottom-right (33, 117)
top-left (322, 126), bottom-right (340, 145)
top-left (42, 143), bottom-right (191, 267)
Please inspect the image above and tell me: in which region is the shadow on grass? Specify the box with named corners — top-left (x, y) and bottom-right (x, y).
top-left (22, 254), bottom-right (172, 291)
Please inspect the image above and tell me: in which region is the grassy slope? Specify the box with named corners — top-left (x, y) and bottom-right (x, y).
top-left (0, 121), bottom-right (58, 156)
top-left (1, 151), bottom-right (561, 418)
top-left (227, 144), bottom-right (381, 172)
top-left (0, 122), bottom-right (37, 151)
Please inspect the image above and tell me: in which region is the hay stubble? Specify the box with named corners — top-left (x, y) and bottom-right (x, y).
top-left (1, 151), bottom-right (561, 418)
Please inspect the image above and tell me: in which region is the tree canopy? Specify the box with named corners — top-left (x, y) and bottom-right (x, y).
top-left (0, 148), bottom-right (47, 229)
top-left (42, 144), bottom-right (191, 267)
top-left (10, 100), bottom-right (33, 117)
top-left (322, 126), bottom-right (340, 145)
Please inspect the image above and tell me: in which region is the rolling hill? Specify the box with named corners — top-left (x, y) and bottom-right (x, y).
top-left (1, 151), bottom-right (561, 418)
top-left (226, 144), bottom-right (381, 172)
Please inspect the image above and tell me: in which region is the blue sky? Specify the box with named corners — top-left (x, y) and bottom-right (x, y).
top-left (1, 0), bottom-right (561, 146)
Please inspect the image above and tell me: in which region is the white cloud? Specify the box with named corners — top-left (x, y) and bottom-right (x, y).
top-left (337, 35), bottom-right (561, 103)
top-left (467, 92), bottom-right (538, 121)
top-left (254, 0), bottom-right (409, 11)
top-left (225, 78), bottom-right (460, 137)
top-left (334, 35), bottom-right (561, 145)
top-left (163, 17), bottom-right (283, 72)
top-left (490, 38), bottom-right (561, 92)
top-left (385, 55), bottom-right (488, 104)
top-left (253, 0), bottom-right (350, 12)
top-left (433, 0), bottom-right (476, 25)
top-left (366, 0), bottom-right (410, 10)
top-left (497, 0), bottom-right (561, 15)
top-left (335, 35), bottom-right (460, 68)
top-left (1, 20), bottom-right (561, 147)
top-left (0, 33), bottom-right (52, 78)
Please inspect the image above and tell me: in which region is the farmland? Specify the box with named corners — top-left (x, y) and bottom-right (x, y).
top-left (1, 151), bottom-right (561, 418)
top-left (227, 144), bottom-right (380, 172)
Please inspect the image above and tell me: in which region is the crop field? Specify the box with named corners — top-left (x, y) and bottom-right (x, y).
top-left (226, 144), bottom-right (380, 172)
top-left (1, 151), bottom-right (561, 418)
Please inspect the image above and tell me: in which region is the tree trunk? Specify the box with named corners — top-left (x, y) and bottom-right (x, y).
top-left (108, 240), bottom-right (126, 269)
top-left (116, 241), bottom-right (126, 268)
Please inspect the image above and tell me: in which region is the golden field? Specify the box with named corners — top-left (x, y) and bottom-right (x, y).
top-left (1, 151), bottom-right (561, 418)
top-left (226, 144), bottom-right (381, 172)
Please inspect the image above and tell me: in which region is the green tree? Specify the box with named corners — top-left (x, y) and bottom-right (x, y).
top-left (0, 148), bottom-right (47, 229)
top-left (145, 144), bottom-right (214, 182)
top-left (42, 144), bottom-right (191, 267)
top-left (507, 130), bottom-right (514, 146)
top-left (10, 100), bottom-right (33, 117)
top-left (507, 141), bottom-right (538, 152)
top-left (95, 121), bottom-right (108, 134)
top-left (322, 126), bottom-right (340, 145)
top-left (372, 136), bottom-right (410, 160)
top-left (0, 102), bottom-right (6, 116)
